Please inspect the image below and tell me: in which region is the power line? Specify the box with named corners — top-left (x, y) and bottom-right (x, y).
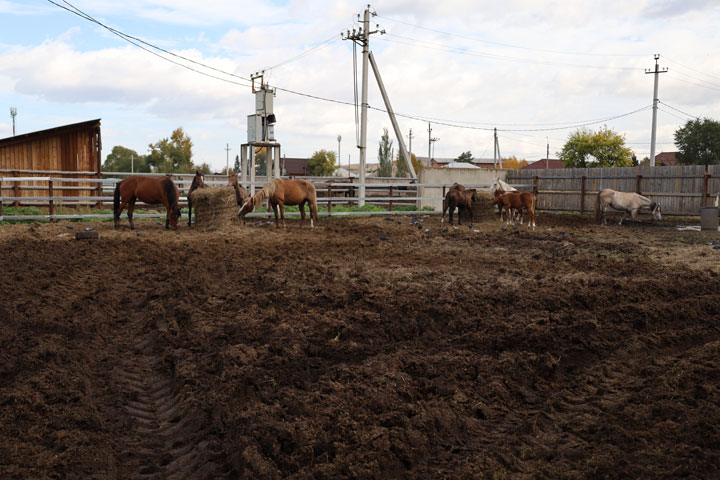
top-left (380, 33), bottom-right (641, 71)
top-left (658, 101), bottom-right (699, 120)
top-left (262, 33), bottom-right (342, 71)
top-left (665, 72), bottom-right (720, 93)
top-left (48, 0), bottom-right (654, 135)
top-left (663, 56), bottom-right (720, 84)
top-left (376, 13), bottom-right (649, 58)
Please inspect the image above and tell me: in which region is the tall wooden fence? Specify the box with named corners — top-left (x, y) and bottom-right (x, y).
top-left (506, 165), bottom-right (720, 216)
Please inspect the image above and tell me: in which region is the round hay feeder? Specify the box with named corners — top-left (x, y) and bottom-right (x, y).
top-left (190, 186), bottom-right (237, 230)
top-left (469, 190), bottom-right (498, 222)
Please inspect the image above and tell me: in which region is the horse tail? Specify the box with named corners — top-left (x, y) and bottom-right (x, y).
top-left (113, 180), bottom-right (121, 221)
top-left (308, 182), bottom-right (319, 224)
top-left (441, 193), bottom-right (448, 223)
top-left (594, 192), bottom-right (601, 223)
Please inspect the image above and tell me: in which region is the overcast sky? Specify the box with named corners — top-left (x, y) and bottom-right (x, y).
top-left (1, 0), bottom-right (719, 171)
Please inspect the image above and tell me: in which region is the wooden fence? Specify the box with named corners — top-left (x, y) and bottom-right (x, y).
top-left (506, 165), bottom-right (720, 216)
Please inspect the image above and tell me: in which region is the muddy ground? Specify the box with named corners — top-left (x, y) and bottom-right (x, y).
top-left (1, 211), bottom-right (719, 479)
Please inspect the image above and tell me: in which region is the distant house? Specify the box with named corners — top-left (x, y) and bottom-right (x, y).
top-left (470, 158), bottom-right (497, 169)
top-left (282, 157), bottom-right (307, 176)
top-left (655, 152), bottom-right (677, 166)
top-left (521, 158), bottom-right (564, 170)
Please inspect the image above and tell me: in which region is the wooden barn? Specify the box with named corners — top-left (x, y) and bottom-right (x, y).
top-left (0, 119), bottom-right (102, 203)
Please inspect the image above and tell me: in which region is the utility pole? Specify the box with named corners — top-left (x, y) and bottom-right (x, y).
top-left (428, 123), bottom-right (439, 162)
top-left (546, 137), bottom-right (549, 169)
top-left (645, 54), bottom-right (667, 167)
top-left (225, 143), bottom-right (231, 174)
top-left (131, 153), bottom-right (134, 173)
top-left (337, 135), bottom-right (342, 169)
top-left (493, 128), bottom-right (503, 169)
top-left (407, 128), bottom-right (414, 155)
top-left (10, 107), bottom-right (17, 136)
top-left (343, 5), bottom-right (417, 197)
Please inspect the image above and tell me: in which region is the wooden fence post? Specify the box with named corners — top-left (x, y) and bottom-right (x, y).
top-left (48, 180), bottom-right (55, 222)
top-left (0, 179), bottom-right (3, 217)
top-left (580, 176), bottom-right (586, 215)
top-left (389, 185), bottom-right (394, 212)
top-left (635, 174), bottom-right (642, 195)
top-left (328, 184), bottom-right (333, 214)
top-left (12, 171), bottom-right (19, 207)
top-left (533, 176), bottom-right (539, 198)
top-left (703, 172), bottom-right (711, 207)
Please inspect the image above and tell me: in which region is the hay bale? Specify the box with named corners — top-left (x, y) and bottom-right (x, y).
top-left (470, 189), bottom-right (498, 222)
top-left (190, 186), bottom-right (237, 230)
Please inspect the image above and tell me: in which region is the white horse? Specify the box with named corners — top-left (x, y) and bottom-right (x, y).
top-left (595, 188), bottom-right (662, 225)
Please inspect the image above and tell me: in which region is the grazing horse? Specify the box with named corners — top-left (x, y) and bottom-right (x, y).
top-left (187, 171), bottom-right (206, 227)
top-left (114, 175), bottom-right (181, 230)
top-left (595, 188), bottom-right (662, 225)
top-left (227, 173), bottom-right (249, 206)
top-left (238, 178), bottom-right (319, 228)
top-left (441, 184), bottom-right (477, 226)
top-left (494, 190), bottom-right (537, 229)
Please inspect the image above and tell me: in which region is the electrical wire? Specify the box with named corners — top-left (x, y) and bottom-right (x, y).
top-left (48, 0), bottom-right (658, 134)
top-left (376, 14), bottom-right (649, 58)
top-left (380, 33), bottom-right (641, 71)
top-left (658, 101), bottom-right (699, 120)
top-left (262, 34), bottom-right (342, 72)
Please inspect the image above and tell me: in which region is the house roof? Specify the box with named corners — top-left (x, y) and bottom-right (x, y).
top-left (0, 119), bottom-right (101, 147)
top-left (655, 152), bottom-right (677, 166)
top-left (521, 159), bottom-right (564, 169)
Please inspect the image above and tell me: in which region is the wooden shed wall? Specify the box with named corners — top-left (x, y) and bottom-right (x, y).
top-left (0, 124), bottom-right (101, 199)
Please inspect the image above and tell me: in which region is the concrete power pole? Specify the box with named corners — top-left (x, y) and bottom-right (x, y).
top-left (407, 128), bottom-right (414, 155)
top-left (645, 54), bottom-right (667, 167)
top-left (225, 143), bottom-right (231, 174)
top-left (10, 107), bottom-right (17, 136)
top-left (343, 5), bottom-right (417, 201)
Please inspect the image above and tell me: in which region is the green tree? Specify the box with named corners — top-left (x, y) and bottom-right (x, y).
top-left (674, 118), bottom-right (720, 165)
top-left (234, 154), bottom-right (240, 173)
top-left (307, 150), bottom-right (337, 176)
top-left (377, 128), bottom-right (394, 177)
top-left (102, 146), bottom-right (149, 172)
top-left (456, 151), bottom-right (473, 163)
top-left (395, 152), bottom-right (424, 177)
top-left (146, 127), bottom-right (196, 173)
top-left (559, 126), bottom-right (633, 168)
top-left (255, 149), bottom-right (267, 176)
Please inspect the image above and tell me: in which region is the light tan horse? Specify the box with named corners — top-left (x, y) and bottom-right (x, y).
top-left (595, 188), bottom-right (662, 225)
top-left (238, 178), bottom-right (319, 228)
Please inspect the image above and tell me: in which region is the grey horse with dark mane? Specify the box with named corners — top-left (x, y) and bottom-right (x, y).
top-left (595, 188), bottom-right (662, 225)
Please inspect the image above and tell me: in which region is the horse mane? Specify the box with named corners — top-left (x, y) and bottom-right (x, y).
top-left (161, 176), bottom-right (178, 209)
top-left (249, 178), bottom-right (281, 207)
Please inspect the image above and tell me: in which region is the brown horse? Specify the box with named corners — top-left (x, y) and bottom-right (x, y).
top-left (227, 173), bottom-right (249, 206)
top-left (187, 171), bottom-right (206, 227)
top-left (494, 190), bottom-right (537, 229)
top-left (114, 175), bottom-right (181, 230)
top-left (238, 178), bottom-right (319, 228)
top-left (441, 184), bottom-right (477, 226)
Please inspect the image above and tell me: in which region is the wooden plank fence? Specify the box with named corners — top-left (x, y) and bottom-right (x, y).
top-left (507, 165), bottom-right (720, 216)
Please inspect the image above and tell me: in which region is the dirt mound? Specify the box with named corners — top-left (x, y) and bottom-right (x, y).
top-left (1, 214), bottom-right (719, 478)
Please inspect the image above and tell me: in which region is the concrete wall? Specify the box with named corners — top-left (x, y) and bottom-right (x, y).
top-left (418, 167), bottom-right (508, 211)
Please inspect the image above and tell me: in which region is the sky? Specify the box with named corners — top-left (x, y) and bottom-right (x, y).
top-left (1, 0), bottom-right (719, 172)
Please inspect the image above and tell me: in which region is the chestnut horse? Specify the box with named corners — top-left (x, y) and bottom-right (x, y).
top-left (441, 184), bottom-right (477, 226)
top-left (187, 171), bottom-right (206, 227)
top-left (494, 190), bottom-right (537, 229)
top-left (238, 178), bottom-right (319, 228)
top-left (227, 173), bottom-right (249, 206)
top-left (114, 175), bottom-right (181, 230)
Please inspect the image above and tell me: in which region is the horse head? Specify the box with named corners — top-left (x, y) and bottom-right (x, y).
top-left (238, 197), bottom-right (254, 223)
top-left (227, 173), bottom-right (237, 186)
top-left (652, 202), bottom-right (662, 221)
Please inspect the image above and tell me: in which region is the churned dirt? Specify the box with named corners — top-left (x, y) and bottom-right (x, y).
top-left (1, 211), bottom-right (720, 479)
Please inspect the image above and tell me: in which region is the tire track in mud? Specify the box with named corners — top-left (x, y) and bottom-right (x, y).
top-left (113, 335), bottom-right (229, 479)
